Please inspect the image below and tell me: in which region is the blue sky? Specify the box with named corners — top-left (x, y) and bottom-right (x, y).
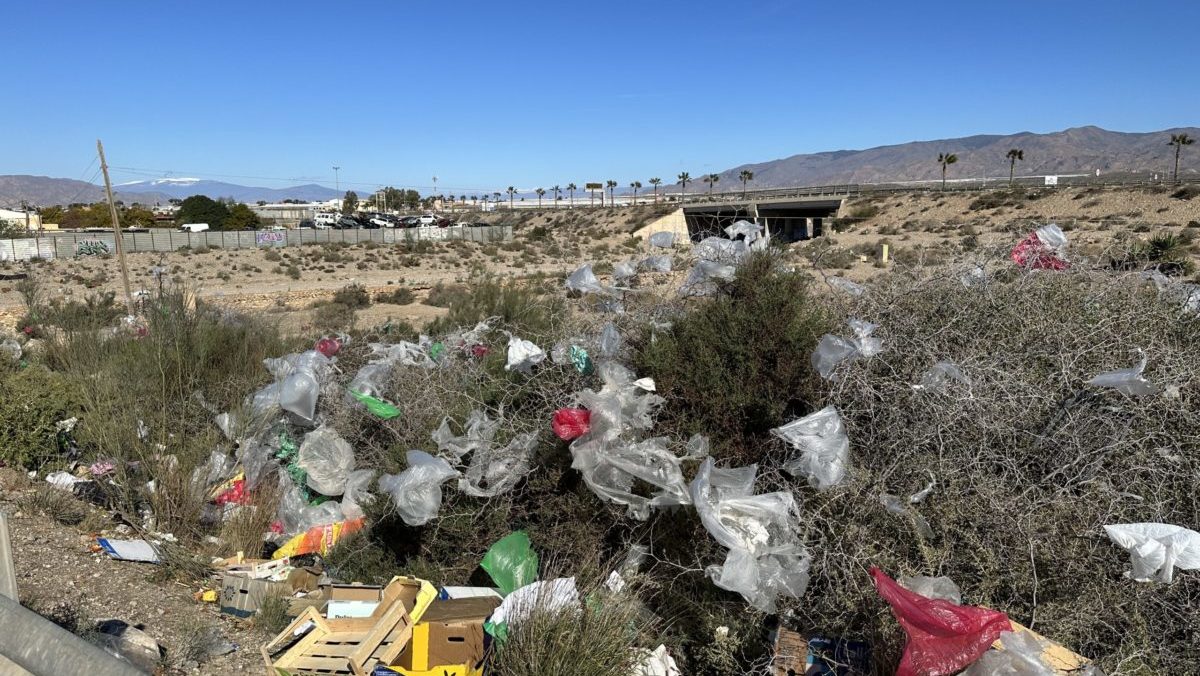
top-left (3, 1), bottom-right (1197, 195)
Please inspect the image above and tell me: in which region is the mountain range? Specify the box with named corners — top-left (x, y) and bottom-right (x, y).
top-left (3, 126), bottom-right (1198, 208)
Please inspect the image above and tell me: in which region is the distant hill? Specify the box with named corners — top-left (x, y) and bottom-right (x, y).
top-left (669, 126), bottom-right (1200, 193)
top-left (0, 175), bottom-right (341, 208)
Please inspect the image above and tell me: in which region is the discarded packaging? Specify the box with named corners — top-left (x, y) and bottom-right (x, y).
top-left (898, 575), bottom-right (962, 604)
top-left (326, 584), bottom-right (384, 619)
top-left (480, 531), bottom-right (539, 597)
top-left (220, 572), bottom-right (288, 618)
top-left (378, 451), bottom-right (459, 526)
top-left (1103, 522), bottom-right (1200, 583)
top-left (272, 517), bottom-right (365, 559)
top-left (390, 597), bottom-right (500, 676)
top-left (812, 318), bottom-right (881, 379)
top-left (349, 389), bottom-right (403, 419)
top-left (770, 628), bottom-right (872, 676)
top-left (298, 425), bottom-right (356, 495)
top-left (1087, 351), bottom-right (1158, 397)
top-left (97, 538), bottom-right (161, 563)
top-left (504, 333), bottom-right (546, 373)
top-left (1011, 224), bottom-right (1069, 270)
top-left (552, 408), bottom-right (591, 441)
top-left (771, 405), bottom-right (850, 490)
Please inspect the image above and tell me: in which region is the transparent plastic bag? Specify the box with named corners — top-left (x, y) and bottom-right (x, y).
top-left (694, 236), bottom-right (747, 263)
top-left (680, 260), bottom-right (736, 297)
top-left (1011, 224), bottom-right (1069, 270)
top-left (504, 333), bottom-right (546, 373)
top-left (378, 451), bottom-right (458, 526)
top-left (460, 432), bottom-right (538, 498)
top-left (276, 474), bottom-right (344, 536)
top-left (898, 575), bottom-right (962, 604)
top-left (598, 322), bottom-right (622, 358)
top-left (1103, 523), bottom-right (1200, 583)
top-left (0, 339), bottom-right (22, 361)
top-left (963, 630), bottom-right (1055, 676)
top-left (648, 231), bottom-right (675, 248)
top-left (812, 319), bottom-right (881, 379)
top-left (1087, 351), bottom-right (1158, 397)
top-left (340, 469), bottom-right (376, 520)
top-left (724, 220), bottom-right (762, 243)
top-left (297, 426), bottom-right (355, 495)
top-left (433, 409), bottom-right (501, 460)
top-left (237, 437), bottom-right (276, 489)
top-left (639, 255), bottom-right (673, 273)
top-left (612, 260), bottom-right (638, 281)
top-left (570, 436), bottom-right (692, 520)
top-left (827, 277), bottom-right (865, 296)
top-left (914, 361), bottom-right (971, 392)
top-left (771, 405), bottom-right (850, 490)
top-left (689, 457), bottom-right (810, 612)
top-left (565, 263), bottom-right (609, 295)
top-left (346, 362), bottom-right (392, 400)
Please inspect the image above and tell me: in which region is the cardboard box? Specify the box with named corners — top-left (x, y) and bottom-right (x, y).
top-left (218, 572), bottom-right (288, 618)
top-left (770, 628), bottom-right (870, 676)
top-left (389, 597), bottom-right (500, 675)
top-left (327, 583), bottom-right (384, 619)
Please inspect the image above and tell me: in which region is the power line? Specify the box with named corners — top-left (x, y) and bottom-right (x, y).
top-left (108, 165), bottom-right (500, 195)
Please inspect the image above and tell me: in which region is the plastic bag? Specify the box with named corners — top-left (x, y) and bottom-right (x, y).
top-left (481, 531), bottom-right (539, 596)
top-left (378, 451), bottom-right (458, 526)
top-left (433, 409), bottom-right (501, 460)
top-left (648, 231), bottom-right (675, 248)
top-left (872, 567), bottom-right (1012, 676)
top-left (812, 319), bottom-right (881, 380)
top-left (960, 264), bottom-right (987, 288)
top-left (315, 337), bottom-right (340, 358)
top-left (639, 255), bottom-right (672, 273)
top-left (681, 260), bottom-right (737, 297)
top-left (827, 277), bottom-right (865, 296)
top-left (695, 236), bottom-right (748, 263)
top-left (634, 645), bottom-right (682, 676)
top-left (963, 630), bottom-right (1055, 676)
top-left (565, 264), bottom-right (609, 295)
top-left (552, 408), bottom-right (591, 441)
top-left (297, 426), bottom-right (355, 496)
top-left (725, 220), bottom-right (763, 243)
top-left (689, 457), bottom-right (811, 612)
top-left (771, 406), bottom-right (850, 491)
top-left (1103, 523), bottom-right (1200, 583)
top-left (347, 389), bottom-right (401, 419)
top-left (914, 361), bottom-right (971, 391)
top-left (0, 339), bottom-right (22, 361)
top-left (489, 577), bottom-right (579, 630)
top-left (504, 333), bottom-right (546, 373)
top-left (1087, 351), bottom-right (1158, 397)
top-left (1011, 224), bottom-right (1069, 270)
top-left (340, 469), bottom-right (376, 520)
top-left (275, 474), bottom-right (344, 536)
top-left (460, 432), bottom-right (538, 498)
top-left (347, 362), bottom-right (392, 399)
top-left (599, 322), bottom-right (622, 358)
top-left (899, 575), bottom-right (962, 604)
top-left (612, 260), bottom-right (638, 281)
top-left (571, 436), bottom-right (692, 519)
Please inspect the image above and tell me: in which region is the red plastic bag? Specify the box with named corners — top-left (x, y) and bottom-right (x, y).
top-left (214, 478), bottom-right (249, 506)
top-left (315, 337), bottom-right (341, 358)
top-left (871, 567), bottom-right (1011, 676)
top-left (552, 408), bottom-right (591, 441)
top-left (1010, 232), bottom-right (1068, 270)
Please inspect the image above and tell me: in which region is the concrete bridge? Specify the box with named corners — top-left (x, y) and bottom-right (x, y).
top-left (682, 194), bottom-right (844, 242)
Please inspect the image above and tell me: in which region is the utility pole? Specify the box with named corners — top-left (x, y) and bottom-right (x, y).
top-left (97, 140), bottom-right (135, 315)
top-left (333, 166), bottom-right (341, 193)
top-left (19, 201), bottom-right (30, 237)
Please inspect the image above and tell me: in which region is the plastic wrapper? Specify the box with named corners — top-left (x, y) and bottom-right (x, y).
top-left (639, 255), bottom-right (673, 273)
top-left (914, 361), bottom-right (971, 391)
top-left (489, 578), bottom-right (579, 630)
top-left (460, 432), bottom-right (538, 498)
top-left (315, 337), bottom-right (340, 358)
top-left (481, 531), bottom-right (539, 596)
top-left (237, 437), bottom-right (276, 490)
top-left (689, 457), bottom-right (810, 612)
top-left (964, 630), bottom-right (1055, 676)
top-left (680, 260), bottom-right (737, 297)
top-left (1011, 224), bottom-right (1069, 270)
top-left (272, 517), bottom-right (364, 559)
top-left (1103, 523), bottom-right (1200, 583)
top-left (297, 425), bottom-right (355, 495)
top-left (433, 409), bottom-right (500, 460)
top-left (648, 231), bottom-right (675, 248)
top-left (881, 494), bottom-right (934, 538)
top-left (812, 319), bottom-right (881, 380)
top-left (612, 260), bottom-right (638, 280)
top-left (378, 450), bottom-right (458, 526)
top-left (363, 340), bottom-right (435, 370)
top-left (340, 469), bottom-right (376, 520)
top-left (771, 405), bottom-right (850, 490)
top-left (565, 263), bottom-right (609, 295)
top-left (1087, 351), bottom-right (1158, 397)
top-left (724, 220), bottom-right (762, 243)
top-left (504, 333), bottom-right (546, 373)
top-left (552, 408), bottom-right (591, 441)
top-left (872, 567), bottom-right (1012, 676)
top-left (347, 389), bottom-right (401, 419)
top-left (599, 322), bottom-right (622, 358)
top-left (827, 276), bottom-right (865, 296)
top-left (899, 575), bottom-right (962, 604)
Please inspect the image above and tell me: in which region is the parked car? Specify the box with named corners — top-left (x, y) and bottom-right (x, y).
top-left (416, 215), bottom-right (436, 225)
top-left (298, 219), bottom-right (316, 229)
top-left (369, 216), bottom-right (391, 228)
top-left (179, 223), bottom-right (209, 233)
top-left (400, 216), bottom-right (421, 227)
top-left (336, 216), bottom-right (360, 229)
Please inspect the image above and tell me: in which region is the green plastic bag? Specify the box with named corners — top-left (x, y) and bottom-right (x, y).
top-left (481, 531), bottom-right (539, 597)
top-left (569, 345), bottom-right (594, 375)
top-left (348, 389), bottom-right (402, 420)
top-left (430, 342), bottom-right (446, 361)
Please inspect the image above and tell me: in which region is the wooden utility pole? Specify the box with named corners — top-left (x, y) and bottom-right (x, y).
top-left (97, 139), bottom-right (135, 315)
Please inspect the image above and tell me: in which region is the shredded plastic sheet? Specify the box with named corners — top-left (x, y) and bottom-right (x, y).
top-left (964, 630), bottom-right (1056, 676)
top-left (827, 276), bottom-right (865, 296)
top-left (724, 220), bottom-right (768, 246)
top-left (694, 236), bottom-right (747, 264)
top-left (872, 567), bottom-right (1012, 676)
top-left (434, 409), bottom-right (501, 461)
top-left (504, 332), bottom-right (546, 373)
top-left (612, 260), bottom-right (638, 280)
top-left (899, 575), bottom-right (962, 604)
top-left (297, 425), bottom-right (355, 495)
top-left (1143, 270), bottom-right (1200, 316)
top-left (599, 322), bottom-right (623, 358)
top-left (565, 263), bottom-right (611, 295)
top-left (276, 474), bottom-right (344, 536)
top-left (346, 363), bottom-right (392, 399)
top-left (1103, 523), bottom-right (1200, 583)
top-left (1011, 224), bottom-right (1069, 270)
top-left (648, 231), bottom-right (676, 248)
top-left (634, 645), bottom-right (682, 676)
top-left (339, 469), bottom-right (376, 520)
top-left (378, 451), bottom-right (459, 526)
top-left (689, 457), bottom-right (811, 612)
top-left (771, 406), bottom-right (850, 490)
top-left (249, 350), bottom-right (333, 423)
top-left (680, 259), bottom-right (737, 297)
top-left (914, 361), bottom-right (972, 392)
top-left (190, 450), bottom-right (235, 495)
top-left (881, 494), bottom-right (934, 538)
top-left (1087, 351), bottom-right (1158, 397)
top-left (459, 430), bottom-right (539, 498)
top-left (362, 340), bottom-right (436, 370)
top-left (639, 255), bottom-right (673, 273)
top-left (960, 264), bottom-right (988, 288)
top-left (812, 319), bottom-right (882, 380)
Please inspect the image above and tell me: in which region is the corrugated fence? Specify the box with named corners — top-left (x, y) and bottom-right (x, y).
top-left (0, 225), bottom-right (514, 261)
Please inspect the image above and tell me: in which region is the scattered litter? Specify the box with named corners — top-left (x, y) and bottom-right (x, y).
top-left (348, 388), bottom-right (402, 419)
top-left (612, 260), bottom-right (638, 280)
top-left (690, 457), bottom-right (810, 612)
top-left (297, 425), bottom-right (356, 495)
top-left (680, 259), bottom-right (737, 297)
top-left (640, 255), bottom-right (673, 273)
top-left (273, 517), bottom-right (364, 559)
top-left (599, 321), bottom-right (622, 358)
top-left (1011, 224), bottom-right (1069, 270)
top-left (46, 470), bottom-right (87, 491)
top-left (898, 575), bottom-right (961, 604)
top-left (913, 361), bottom-right (971, 392)
top-left (648, 231), bottom-right (675, 248)
top-left (0, 338), bottom-right (21, 361)
top-left (504, 332), bottom-right (546, 373)
top-left (960, 264), bottom-right (987, 288)
top-left (827, 277), bottom-right (866, 296)
top-left (378, 451), bottom-right (459, 526)
top-left (812, 319), bottom-right (881, 380)
top-left (489, 577), bottom-right (579, 631)
top-left (872, 567), bottom-right (1011, 676)
top-left (771, 405), bottom-right (850, 490)
top-left (565, 263), bottom-right (610, 295)
top-left (725, 220), bottom-right (764, 243)
top-left (552, 408), bottom-right (591, 441)
top-left (459, 431), bottom-right (538, 498)
top-left (965, 629), bottom-right (1055, 676)
top-left (481, 531), bottom-right (539, 596)
top-left (1103, 522), bottom-right (1200, 583)
top-left (94, 619), bottom-right (164, 673)
top-left (909, 473), bottom-right (937, 504)
top-left (1087, 350), bottom-right (1158, 397)
top-left (634, 644), bottom-right (682, 676)
top-left (880, 494), bottom-right (934, 538)
top-left (97, 538), bottom-right (161, 563)
top-left (340, 469), bottom-right (377, 520)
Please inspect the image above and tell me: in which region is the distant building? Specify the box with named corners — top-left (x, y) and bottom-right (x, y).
top-left (0, 208), bottom-right (41, 231)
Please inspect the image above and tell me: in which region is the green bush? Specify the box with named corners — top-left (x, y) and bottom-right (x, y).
top-left (0, 366), bottom-right (81, 469)
top-left (425, 277), bottom-right (563, 341)
top-left (313, 302), bottom-right (357, 330)
top-left (375, 287), bottom-right (416, 305)
top-left (332, 283), bottom-right (371, 308)
top-left (636, 252), bottom-right (831, 461)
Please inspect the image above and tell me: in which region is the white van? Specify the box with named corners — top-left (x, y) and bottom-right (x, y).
top-left (314, 212), bottom-right (338, 229)
top-left (179, 223), bottom-right (209, 233)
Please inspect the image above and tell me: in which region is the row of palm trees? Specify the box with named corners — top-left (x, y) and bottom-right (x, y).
top-left (512, 169), bottom-right (761, 210)
top-left (937, 134), bottom-right (1194, 190)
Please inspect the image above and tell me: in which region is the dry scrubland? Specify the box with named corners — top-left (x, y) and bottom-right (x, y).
top-left (0, 186), bottom-right (1198, 675)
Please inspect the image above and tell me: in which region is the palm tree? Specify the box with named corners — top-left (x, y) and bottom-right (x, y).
top-left (567, 183), bottom-right (577, 208)
top-left (506, 186), bottom-right (517, 209)
top-left (551, 185), bottom-right (561, 206)
top-left (535, 188), bottom-right (546, 207)
top-left (937, 152), bottom-right (958, 190)
top-left (630, 180), bottom-right (642, 205)
top-left (703, 173), bottom-right (720, 198)
top-left (480, 194), bottom-right (487, 210)
top-left (738, 169), bottom-right (754, 198)
top-left (1169, 133), bottom-right (1194, 184)
top-left (677, 172), bottom-right (691, 203)
top-left (605, 180), bottom-right (617, 207)
top-left (493, 192), bottom-right (502, 205)
top-left (1005, 149), bottom-right (1024, 186)
top-left (649, 177), bottom-right (662, 203)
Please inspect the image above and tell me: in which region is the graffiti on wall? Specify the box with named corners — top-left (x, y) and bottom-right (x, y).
top-left (255, 231), bottom-right (285, 247)
top-left (75, 239), bottom-right (111, 257)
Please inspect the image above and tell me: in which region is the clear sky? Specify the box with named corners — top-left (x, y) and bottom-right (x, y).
top-left (3, 1), bottom-right (1197, 195)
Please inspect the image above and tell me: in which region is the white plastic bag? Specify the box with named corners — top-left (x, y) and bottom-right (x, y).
top-left (378, 451), bottom-right (458, 526)
top-left (612, 260), bottom-right (637, 281)
top-left (633, 645), bottom-right (682, 676)
top-left (689, 457), bottom-right (810, 612)
top-left (0, 339), bottom-right (22, 361)
top-left (963, 630), bottom-right (1056, 676)
top-left (724, 220), bottom-right (762, 243)
top-left (340, 469), bottom-right (376, 520)
top-left (570, 436), bottom-right (692, 520)
top-left (648, 232), bottom-right (675, 248)
top-left (297, 426), bottom-right (355, 496)
top-left (490, 578), bottom-right (579, 629)
top-left (1035, 223), bottom-right (1068, 251)
top-left (811, 319), bottom-right (881, 379)
top-left (1087, 351), bottom-right (1158, 397)
top-left (1104, 523), bottom-right (1200, 583)
top-left (771, 406), bottom-right (850, 491)
top-left (504, 333), bottom-right (546, 373)
top-left (639, 255), bottom-right (672, 273)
